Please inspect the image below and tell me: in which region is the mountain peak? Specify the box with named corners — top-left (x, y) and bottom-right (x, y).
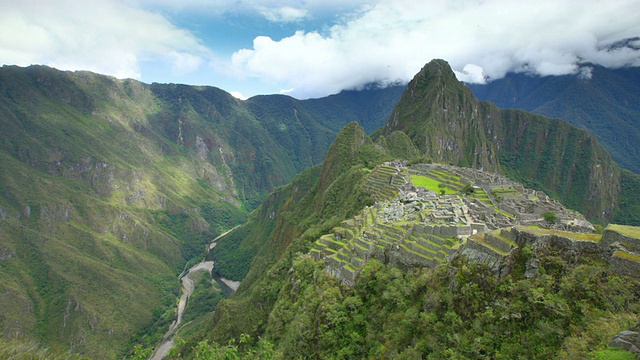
top-left (380, 59), bottom-right (621, 222)
top-left (416, 58), bottom-right (458, 80)
top-left (382, 59), bottom-right (499, 173)
top-left (317, 122), bottom-right (376, 197)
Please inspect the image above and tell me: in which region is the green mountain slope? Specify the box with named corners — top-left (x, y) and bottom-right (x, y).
top-left (377, 59), bottom-right (621, 222)
top-left (468, 66), bottom-right (640, 174)
top-left (0, 66), bottom-right (247, 358)
top-left (0, 65), bottom-right (401, 357)
top-left (174, 122), bottom-right (640, 359)
top-left (171, 60), bottom-right (640, 359)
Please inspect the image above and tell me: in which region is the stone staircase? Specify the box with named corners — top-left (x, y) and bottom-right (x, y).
top-left (311, 162), bottom-right (634, 285)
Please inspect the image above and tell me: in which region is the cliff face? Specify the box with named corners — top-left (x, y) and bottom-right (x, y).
top-left (380, 59), bottom-right (621, 222)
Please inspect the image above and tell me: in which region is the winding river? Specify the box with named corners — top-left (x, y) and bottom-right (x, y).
top-left (149, 226), bottom-right (241, 360)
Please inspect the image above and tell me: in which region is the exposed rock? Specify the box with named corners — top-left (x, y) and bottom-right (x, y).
top-left (23, 206), bottom-right (31, 219)
top-left (524, 258), bottom-right (540, 278)
top-left (600, 225), bottom-right (640, 277)
top-left (0, 247), bottom-right (16, 262)
top-left (608, 330), bottom-right (640, 353)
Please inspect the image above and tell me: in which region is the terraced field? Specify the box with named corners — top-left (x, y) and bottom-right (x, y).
top-left (311, 201), bottom-right (461, 284)
top-left (312, 162), bottom-right (600, 285)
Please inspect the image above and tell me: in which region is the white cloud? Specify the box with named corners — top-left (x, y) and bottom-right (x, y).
top-left (0, 0), bottom-right (211, 79)
top-left (258, 6), bottom-right (308, 22)
top-left (231, 0), bottom-right (640, 98)
top-left (230, 91), bottom-right (248, 100)
top-left (170, 51), bottom-right (204, 76)
top-left (457, 64), bottom-right (486, 84)
top-left (578, 66), bottom-right (594, 80)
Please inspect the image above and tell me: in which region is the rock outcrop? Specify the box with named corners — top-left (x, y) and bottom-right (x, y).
top-left (608, 330), bottom-right (640, 354)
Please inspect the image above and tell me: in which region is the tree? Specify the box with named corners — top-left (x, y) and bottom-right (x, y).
top-left (542, 211), bottom-right (558, 224)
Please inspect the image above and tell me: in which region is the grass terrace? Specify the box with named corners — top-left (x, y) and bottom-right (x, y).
top-left (490, 186), bottom-right (522, 199)
top-left (607, 224), bottom-right (640, 239)
top-left (409, 174), bottom-right (457, 195)
top-left (519, 226), bottom-right (602, 242)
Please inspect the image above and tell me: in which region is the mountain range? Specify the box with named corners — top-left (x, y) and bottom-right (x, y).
top-left (0, 64), bottom-right (401, 358)
top-left (468, 65), bottom-right (640, 174)
top-left (169, 60), bottom-right (640, 359)
top-left (1, 59), bottom-right (639, 358)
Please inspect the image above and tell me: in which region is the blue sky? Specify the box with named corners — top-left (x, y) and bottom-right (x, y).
top-left (1, 0), bottom-right (639, 99)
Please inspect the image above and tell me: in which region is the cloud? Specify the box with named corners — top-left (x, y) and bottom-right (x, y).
top-left (170, 51), bottom-right (204, 75)
top-left (230, 91), bottom-right (248, 100)
top-left (258, 6), bottom-right (308, 22)
top-left (128, 0), bottom-right (374, 18)
top-left (578, 66), bottom-right (594, 80)
top-left (0, 0), bottom-right (210, 79)
top-left (231, 0), bottom-right (640, 98)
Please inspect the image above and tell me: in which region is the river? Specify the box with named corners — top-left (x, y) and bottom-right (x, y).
top-left (148, 226), bottom-right (241, 360)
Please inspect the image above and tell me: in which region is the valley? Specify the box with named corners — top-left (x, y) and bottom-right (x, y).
top-left (166, 61), bottom-right (640, 359)
top-left (1, 59), bottom-right (640, 359)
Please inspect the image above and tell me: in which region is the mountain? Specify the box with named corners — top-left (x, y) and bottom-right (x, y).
top-left (0, 65), bottom-right (401, 358)
top-left (169, 59), bottom-right (640, 359)
top-left (467, 65), bottom-right (640, 174)
top-left (377, 59), bottom-right (622, 223)
top-left (3, 58), bottom-right (640, 358)
top-left (175, 120), bottom-right (640, 359)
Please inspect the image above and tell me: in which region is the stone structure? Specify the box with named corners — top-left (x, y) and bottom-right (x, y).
top-left (311, 162), bottom-right (634, 286)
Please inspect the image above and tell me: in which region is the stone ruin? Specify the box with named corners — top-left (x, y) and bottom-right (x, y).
top-left (310, 162), bottom-right (640, 286)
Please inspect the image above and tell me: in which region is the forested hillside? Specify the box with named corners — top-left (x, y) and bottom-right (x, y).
top-left (0, 65), bottom-right (400, 358)
top-left (468, 66), bottom-right (640, 174)
top-left (169, 60), bottom-right (640, 359)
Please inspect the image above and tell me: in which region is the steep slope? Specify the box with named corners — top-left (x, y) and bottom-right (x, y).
top-left (301, 85), bottom-right (406, 134)
top-left (243, 86), bottom-right (404, 173)
top-left (378, 59), bottom-right (621, 222)
top-left (169, 61), bottom-right (640, 358)
top-left (179, 123), bottom-right (386, 350)
top-left (172, 120), bottom-right (640, 359)
top-left (0, 65), bottom-right (402, 357)
top-left (207, 122), bottom-right (388, 282)
top-left (0, 66), bottom-right (249, 358)
top-left (468, 66), bottom-right (640, 173)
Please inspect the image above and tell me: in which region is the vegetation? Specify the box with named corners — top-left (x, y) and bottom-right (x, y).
top-left (168, 334), bottom-right (279, 360)
top-left (3, 59), bottom-right (640, 359)
top-left (409, 174), bottom-right (456, 194)
top-left (171, 117), bottom-right (640, 359)
top-left (615, 169), bottom-right (640, 226)
top-left (468, 66), bottom-right (640, 174)
top-left (0, 65), bottom-right (402, 356)
top-left (378, 59), bottom-right (621, 223)
top-left (181, 274), bottom-right (226, 324)
top-left (180, 252), bottom-right (640, 359)
top-left (542, 211), bottom-right (559, 224)
top-left (0, 338), bottom-right (88, 360)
